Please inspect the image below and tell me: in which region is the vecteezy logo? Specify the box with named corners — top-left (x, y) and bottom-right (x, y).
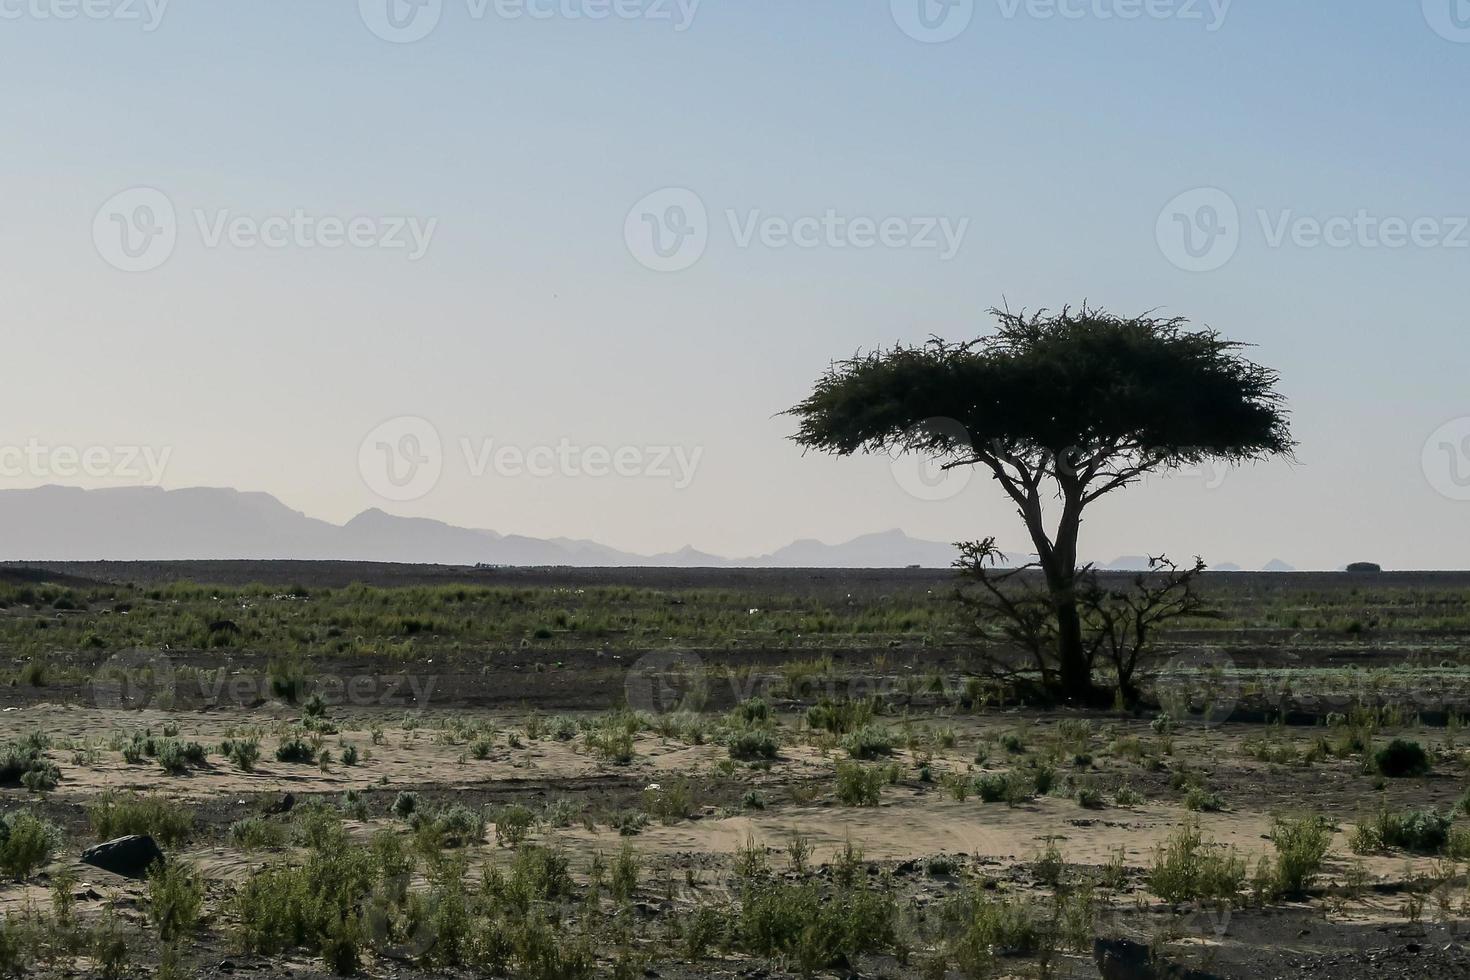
top-left (360, 0), bottom-right (443, 43)
top-left (93, 187), bottom-right (177, 273)
top-left (889, 417), bottom-right (974, 501)
top-left (624, 188), bottom-right (709, 272)
top-left (625, 650), bottom-right (707, 715)
top-left (891, 0), bottom-right (974, 42)
top-left (358, 416), bottom-right (443, 502)
top-left (91, 648), bottom-right (177, 710)
top-left (1423, 417), bottom-right (1470, 501)
top-left (1423, 0), bottom-right (1470, 43)
top-left (1156, 187), bottom-right (1240, 273)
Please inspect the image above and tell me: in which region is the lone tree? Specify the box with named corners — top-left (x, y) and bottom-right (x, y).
top-left (787, 306), bottom-right (1292, 704)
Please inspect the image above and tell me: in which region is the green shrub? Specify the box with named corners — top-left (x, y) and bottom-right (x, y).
top-left (147, 860), bottom-right (203, 941)
top-left (645, 778), bottom-right (695, 824)
top-left (1184, 786), bottom-right (1224, 812)
top-left (229, 816), bottom-right (287, 850)
top-left (611, 843), bottom-right (641, 902)
top-left (220, 737), bottom-right (261, 772)
top-left (413, 804), bottom-right (486, 848)
top-left (275, 736), bottom-right (316, 764)
top-left (154, 739), bottom-right (207, 775)
top-left (1374, 739), bottom-right (1430, 778)
top-left (1268, 816), bottom-right (1332, 896)
top-left (835, 762), bottom-right (883, 806)
top-left (88, 792), bottom-right (194, 846)
top-left (0, 732), bottom-right (59, 791)
top-left (806, 698), bottom-right (876, 735)
top-left (732, 697), bottom-right (771, 724)
top-left (842, 725), bottom-right (896, 760)
top-left (585, 727), bottom-right (635, 765)
top-left (975, 773), bottom-right (1009, 803)
top-left (318, 914), bottom-right (362, 976)
top-left (493, 804), bottom-right (536, 846)
top-left (1370, 808), bottom-right (1451, 854)
top-left (728, 729), bottom-right (778, 762)
top-left (391, 791), bottom-right (419, 818)
top-left (1114, 784), bottom-right (1145, 806)
top-left (738, 878), bottom-right (896, 971)
top-left (948, 890), bottom-right (1043, 969)
top-left (0, 811), bottom-right (61, 881)
top-left (1076, 786), bottom-right (1105, 809)
top-left (1147, 822), bottom-right (1246, 904)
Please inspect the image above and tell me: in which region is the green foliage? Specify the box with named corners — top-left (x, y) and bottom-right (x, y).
top-left (275, 736), bottom-right (316, 764)
top-left (1374, 738), bottom-right (1430, 778)
top-left (732, 697), bottom-right (772, 724)
top-left (842, 725), bottom-right (896, 760)
top-left (1268, 816), bottom-right (1333, 897)
top-left (0, 732), bottom-right (59, 791)
top-left (610, 843), bottom-right (641, 902)
top-left (806, 698), bottom-right (876, 735)
top-left (727, 729), bottom-right (779, 761)
top-left (493, 804), bottom-right (536, 846)
top-left (1359, 808), bottom-right (1452, 854)
top-left (148, 860), bottom-right (204, 942)
top-left (738, 878), bottom-right (896, 973)
top-left (88, 792), bottom-right (194, 845)
top-left (1147, 822), bottom-right (1246, 904)
top-left (391, 791), bottom-right (419, 818)
top-left (835, 761), bottom-right (884, 806)
top-left (230, 816), bottom-right (288, 850)
top-left (220, 737), bottom-right (261, 771)
top-left (0, 810), bottom-right (60, 881)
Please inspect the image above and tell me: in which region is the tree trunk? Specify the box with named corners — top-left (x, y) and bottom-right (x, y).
top-left (1030, 486), bottom-right (1094, 704)
top-left (1053, 587), bottom-right (1091, 700)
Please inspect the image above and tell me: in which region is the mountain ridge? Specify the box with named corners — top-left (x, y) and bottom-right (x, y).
top-left (0, 485), bottom-right (963, 568)
top-left (0, 485), bottom-right (1291, 570)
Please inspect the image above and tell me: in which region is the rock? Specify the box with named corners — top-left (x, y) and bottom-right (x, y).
top-left (1346, 562), bottom-right (1383, 573)
top-left (80, 835), bottom-right (164, 879)
top-left (1094, 938), bottom-right (1221, 980)
top-left (265, 792), bottom-right (295, 814)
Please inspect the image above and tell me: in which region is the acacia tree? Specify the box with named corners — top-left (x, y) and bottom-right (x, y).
top-left (787, 306), bottom-right (1292, 704)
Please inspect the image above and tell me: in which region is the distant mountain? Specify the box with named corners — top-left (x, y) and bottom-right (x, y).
top-left (1262, 559), bottom-right (1297, 572)
top-left (0, 486), bottom-right (960, 568)
top-left (750, 529), bottom-right (964, 569)
top-left (1099, 555), bottom-right (1154, 571)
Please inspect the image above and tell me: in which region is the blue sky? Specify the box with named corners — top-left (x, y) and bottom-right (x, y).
top-left (2, 1), bottom-right (1468, 568)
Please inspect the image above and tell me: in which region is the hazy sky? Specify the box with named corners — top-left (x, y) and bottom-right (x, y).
top-left (3, 2), bottom-right (1469, 568)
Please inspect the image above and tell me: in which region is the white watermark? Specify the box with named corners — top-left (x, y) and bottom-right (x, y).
top-left (359, 417), bottom-right (444, 503)
top-left (359, 0), bottom-right (700, 43)
top-left (0, 0), bottom-right (168, 29)
top-left (625, 188), bottom-right (969, 273)
top-left (358, 416), bottom-right (704, 502)
top-left (889, 419), bottom-right (975, 502)
top-left (1156, 187), bottom-right (1241, 273)
top-left (0, 440), bottom-right (172, 484)
top-left (1423, 417), bottom-right (1470, 502)
top-left (891, 0), bottom-right (975, 42)
top-left (1423, 0), bottom-right (1470, 43)
top-left (93, 187), bottom-right (438, 273)
top-left (461, 437), bottom-right (703, 488)
top-left (891, 0), bottom-right (1229, 42)
top-left (995, 0), bottom-right (1230, 30)
top-left (1158, 187), bottom-right (1469, 272)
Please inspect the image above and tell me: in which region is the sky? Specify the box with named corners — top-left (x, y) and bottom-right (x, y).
top-left (2, 1), bottom-right (1469, 569)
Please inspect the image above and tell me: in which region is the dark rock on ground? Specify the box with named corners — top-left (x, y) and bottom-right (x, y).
top-left (80, 834), bottom-right (164, 879)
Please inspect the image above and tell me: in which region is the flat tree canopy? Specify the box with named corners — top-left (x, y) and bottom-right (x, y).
top-left (788, 306), bottom-right (1293, 702)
